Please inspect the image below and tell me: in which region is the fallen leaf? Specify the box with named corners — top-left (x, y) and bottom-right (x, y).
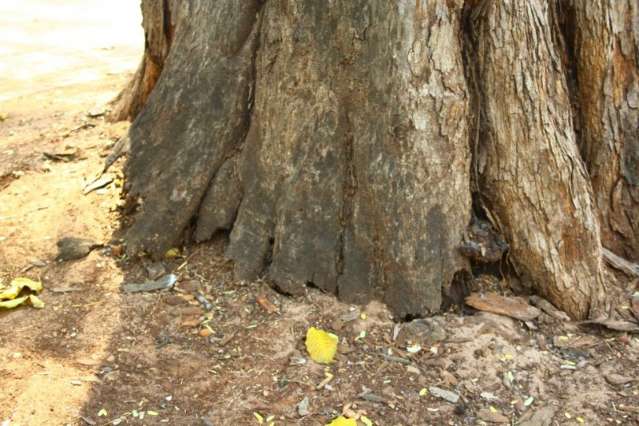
top-left (466, 292), bottom-right (541, 321)
top-left (325, 416), bottom-right (356, 426)
top-left (0, 277), bottom-right (42, 300)
top-left (97, 409), bottom-right (107, 417)
top-left (29, 295), bottom-right (45, 309)
top-left (360, 416), bottom-right (374, 426)
top-left (306, 327), bottom-right (338, 364)
top-left (165, 248), bottom-right (181, 259)
top-left (0, 296), bottom-right (29, 309)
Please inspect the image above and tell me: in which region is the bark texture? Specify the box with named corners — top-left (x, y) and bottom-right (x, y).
top-left (108, 0), bottom-right (179, 122)
top-left (467, 0), bottom-right (607, 319)
top-left (567, 0), bottom-right (639, 261)
top-left (125, 0), bottom-right (472, 318)
top-left (120, 0), bottom-right (639, 319)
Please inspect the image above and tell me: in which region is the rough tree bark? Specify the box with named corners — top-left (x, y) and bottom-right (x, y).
top-left (467, 0), bottom-right (607, 319)
top-left (565, 0), bottom-right (639, 262)
top-left (116, 0), bottom-right (638, 320)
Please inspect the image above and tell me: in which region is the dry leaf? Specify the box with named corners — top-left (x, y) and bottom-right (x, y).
top-left (305, 327), bottom-right (338, 364)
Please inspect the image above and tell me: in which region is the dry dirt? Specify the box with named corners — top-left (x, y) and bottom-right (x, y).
top-left (1, 3), bottom-right (639, 426)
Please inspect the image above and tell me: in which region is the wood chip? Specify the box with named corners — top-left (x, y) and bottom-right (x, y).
top-left (466, 292), bottom-right (541, 321)
top-left (256, 294), bottom-right (279, 314)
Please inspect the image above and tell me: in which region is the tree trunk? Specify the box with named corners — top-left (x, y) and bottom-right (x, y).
top-left (466, 0), bottom-right (607, 319)
top-left (118, 0), bottom-right (638, 320)
top-left (565, 0), bottom-right (639, 262)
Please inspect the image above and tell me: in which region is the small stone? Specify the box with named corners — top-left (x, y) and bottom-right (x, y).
top-left (297, 396), bottom-right (310, 417)
top-left (396, 317), bottom-right (447, 347)
top-left (146, 262), bottom-right (167, 280)
top-left (429, 386), bottom-right (459, 404)
top-left (56, 237), bottom-right (100, 262)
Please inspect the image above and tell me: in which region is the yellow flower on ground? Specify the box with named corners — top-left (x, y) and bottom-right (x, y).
top-left (306, 327), bottom-right (338, 364)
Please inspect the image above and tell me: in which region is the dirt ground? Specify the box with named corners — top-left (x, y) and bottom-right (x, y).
top-left (1, 3), bottom-right (639, 426)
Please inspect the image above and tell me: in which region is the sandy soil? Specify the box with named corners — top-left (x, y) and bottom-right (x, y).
top-left (1, 2), bottom-right (639, 426)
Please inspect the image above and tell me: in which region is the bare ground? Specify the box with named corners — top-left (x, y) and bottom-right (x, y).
top-left (1, 3), bottom-right (638, 426)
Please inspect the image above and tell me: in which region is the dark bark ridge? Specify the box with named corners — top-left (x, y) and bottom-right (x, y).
top-left (121, 0), bottom-right (637, 319)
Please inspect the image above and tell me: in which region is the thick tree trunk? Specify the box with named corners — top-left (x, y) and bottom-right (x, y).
top-left (566, 0), bottom-right (639, 262)
top-left (118, 0), bottom-right (638, 319)
top-left (467, 0), bottom-right (607, 319)
top-left (124, 0), bottom-right (472, 318)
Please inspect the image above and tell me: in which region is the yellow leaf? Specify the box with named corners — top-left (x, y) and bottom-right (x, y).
top-left (29, 295), bottom-right (45, 309)
top-left (360, 415), bottom-right (374, 426)
top-left (306, 327), bottom-right (338, 364)
top-left (576, 417), bottom-right (585, 424)
top-left (0, 277), bottom-right (42, 300)
top-left (325, 416), bottom-right (357, 426)
top-left (98, 409), bottom-right (108, 417)
top-left (253, 412), bottom-right (264, 424)
top-left (146, 411), bottom-right (159, 416)
top-left (165, 248), bottom-right (180, 259)
top-left (0, 296), bottom-right (29, 309)
top-left (419, 388), bottom-right (428, 396)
